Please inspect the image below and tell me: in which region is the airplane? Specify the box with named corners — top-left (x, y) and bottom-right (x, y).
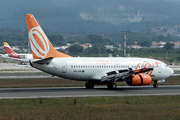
top-left (24, 14), bottom-right (174, 89)
top-left (2, 42), bottom-right (33, 61)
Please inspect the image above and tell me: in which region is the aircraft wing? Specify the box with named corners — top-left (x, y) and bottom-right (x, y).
top-left (101, 68), bottom-right (153, 82)
top-left (0, 55), bottom-right (29, 62)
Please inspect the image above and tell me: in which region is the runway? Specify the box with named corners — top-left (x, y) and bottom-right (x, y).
top-left (0, 63), bottom-right (179, 99)
top-left (0, 85), bottom-right (179, 99)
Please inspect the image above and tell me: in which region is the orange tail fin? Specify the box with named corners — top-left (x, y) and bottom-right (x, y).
top-left (25, 14), bottom-right (71, 59)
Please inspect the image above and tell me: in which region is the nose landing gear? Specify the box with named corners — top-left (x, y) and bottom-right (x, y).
top-left (153, 81), bottom-right (158, 88)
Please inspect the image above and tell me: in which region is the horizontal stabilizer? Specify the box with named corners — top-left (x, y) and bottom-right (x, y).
top-left (0, 55), bottom-right (29, 62)
top-left (33, 57), bottom-right (54, 65)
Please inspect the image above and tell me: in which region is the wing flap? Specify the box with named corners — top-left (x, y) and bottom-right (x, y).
top-left (101, 68), bottom-right (153, 82)
top-left (133, 68), bottom-right (153, 74)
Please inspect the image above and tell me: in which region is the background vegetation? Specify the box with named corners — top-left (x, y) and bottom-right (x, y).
top-left (1, 28), bottom-right (180, 63)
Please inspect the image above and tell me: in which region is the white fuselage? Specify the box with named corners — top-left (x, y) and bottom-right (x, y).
top-left (31, 57), bottom-right (174, 82)
top-left (4, 53), bottom-right (33, 60)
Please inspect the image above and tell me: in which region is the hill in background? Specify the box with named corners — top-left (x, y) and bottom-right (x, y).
top-left (1, 0), bottom-right (180, 33)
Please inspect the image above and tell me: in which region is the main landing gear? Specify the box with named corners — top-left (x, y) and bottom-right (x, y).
top-left (85, 82), bottom-right (94, 89)
top-left (107, 83), bottom-right (117, 89)
top-left (153, 81), bottom-right (158, 88)
top-left (85, 82), bottom-right (117, 89)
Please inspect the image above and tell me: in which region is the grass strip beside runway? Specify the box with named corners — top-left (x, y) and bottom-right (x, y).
top-left (0, 96), bottom-right (179, 119)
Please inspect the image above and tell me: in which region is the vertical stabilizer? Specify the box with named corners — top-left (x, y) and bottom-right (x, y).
top-left (3, 42), bottom-right (19, 58)
top-left (25, 14), bottom-right (71, 59)
top-left (3, 42), bottom-right (17, 55)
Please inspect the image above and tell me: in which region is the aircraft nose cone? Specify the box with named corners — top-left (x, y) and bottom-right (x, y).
top-left (170, 68), bottom-right (174, 76)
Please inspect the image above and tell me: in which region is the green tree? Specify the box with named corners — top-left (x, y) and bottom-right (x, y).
top-left (163, 43), bottom-right (174, 50)
top-left (138, 40), bottom-right (152, 47)
top-left (158, 35), bottom-right (165, 41)
top-left (48, 34), bottom-right (65, 45)
top-left (90, 44), bottom-right (106, 54)
top-left (69, 44), bottom-right (84, 53)
top-left (104, 38), bottom-right (116, 45)
top-left (91, 45), bottom-right (101, 54)
top-left (163, 42), bottom-right (174, 63)
top-left (86, 34), bottom-right (104, 44)
top-left (127, 41), bottom-right (135, 46)
top-left (68, 39), bottom-right (76, 44)
top-left (165, 34), bottom-right (172, 42)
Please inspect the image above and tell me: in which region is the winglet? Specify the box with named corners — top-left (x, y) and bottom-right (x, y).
top-left (25, 14), bottom-right (72, 59)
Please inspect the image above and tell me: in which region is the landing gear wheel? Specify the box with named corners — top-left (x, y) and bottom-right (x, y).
top-left (153, 83), bottom-right (158, 88)
top-left (85, 82), bottom-right (94, 89)
top-left (153, 81), bottom-right (158, 88)
top-left (107, 83), bottom-right (117, 89)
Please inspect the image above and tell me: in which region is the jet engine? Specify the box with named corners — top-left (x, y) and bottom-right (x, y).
top-left (126, 74), bottom-right (151, 86)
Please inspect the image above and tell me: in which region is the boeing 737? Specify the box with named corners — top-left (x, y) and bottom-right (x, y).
top-left (2, 42), bottom-right (33, 61)
top-left (25, 14), bottom-right (174, 89)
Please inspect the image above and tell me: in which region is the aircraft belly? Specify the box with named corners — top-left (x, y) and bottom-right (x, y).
top-left (151, 73), bottom-right (164, 81)
top-left (62, 70), bottom-right (97, 81)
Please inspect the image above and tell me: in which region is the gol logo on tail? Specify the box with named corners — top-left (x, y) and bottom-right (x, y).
top-left (29, 26), bottom-right (50, 58)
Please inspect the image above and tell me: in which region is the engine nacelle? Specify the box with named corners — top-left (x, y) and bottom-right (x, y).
top-left (126, 74), bottom-right (151, 86)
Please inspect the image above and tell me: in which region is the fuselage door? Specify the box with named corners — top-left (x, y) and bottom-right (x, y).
top-left (158, 64), bottom-right (162, 73)
top-left (62, 62), bottom-right (67, 73)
